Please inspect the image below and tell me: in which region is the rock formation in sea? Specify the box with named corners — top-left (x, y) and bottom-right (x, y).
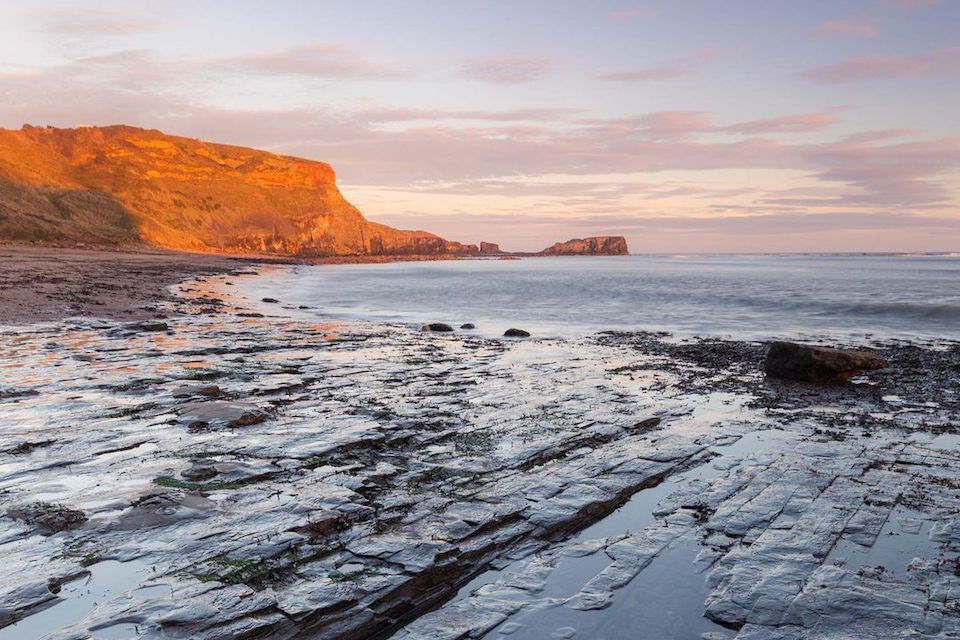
top-left (0, 124), bottom-right (478, 257)
top-left (538, 236), bottom-right (629, 256)
top-left (479, 241), bottom-right (503, 255)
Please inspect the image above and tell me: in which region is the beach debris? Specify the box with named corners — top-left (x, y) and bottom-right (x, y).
top-left (177, 401), bottom-right (267, 429)
top-left (764, 341), bottom-right (887, 383)
top-left (172, 384), bottom-right (221, 398)
top-left (7, 501), bottom-right (87, 533)
top-left (422, 323), bottom-right (454, 332)
top-left (504, 328), bottom-right (531, 338)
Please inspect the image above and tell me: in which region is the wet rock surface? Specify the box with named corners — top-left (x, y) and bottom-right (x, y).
top-left (0, 282), bottom-right (958, 640)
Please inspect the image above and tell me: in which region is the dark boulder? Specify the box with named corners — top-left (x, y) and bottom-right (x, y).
top-left (422, 323), bottom-right (454, 332)
top-left (764, 341), bottom-right (887, 383)
top-left (262, 297), bottom-right (279, 303)
top-left (504, 328), bottom-right (531, 338)
top-left (177, 401), bottom-right (267, 429)
top-left (172, 384), bottom-right (221, 399)
top-left (460, 323), bottom-right (476, 330)
top-left (132, 321), bottom-right (169, 332)
top-left (7, 502), bottom-right (87, 533)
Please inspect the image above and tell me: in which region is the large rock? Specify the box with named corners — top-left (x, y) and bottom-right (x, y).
top-left (764, 342), bottom-right (886, 383)
top-left (422, 323), bottom-right (454, 332)
top-left (177, 401), bottom-right (267, 429)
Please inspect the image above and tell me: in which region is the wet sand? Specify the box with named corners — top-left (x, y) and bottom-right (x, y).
top-left (0, 245), bottom-right (252, 324)
top-left (0, 261), bottom-right (959, 640)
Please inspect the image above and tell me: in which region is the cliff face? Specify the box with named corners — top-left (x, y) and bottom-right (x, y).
top-left (0, 125), bottom-right (476, 257)
top-left (538, 236), bottom-right (629, 256)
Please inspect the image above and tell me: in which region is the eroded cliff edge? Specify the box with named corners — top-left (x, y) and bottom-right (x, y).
top-left (0, 125), bottom-right (476, 257)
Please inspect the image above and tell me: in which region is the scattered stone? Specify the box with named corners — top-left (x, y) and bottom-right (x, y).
top-left (7, 502), bottom-right (87, 533)
top-left (262, 298), bottom-right (279, 303)
top-left (182, 463), bottom-right (219, 481)
top-left (172, 384), bottom-right (221, 398)
top-left (460, 323), bottom-right (476, 330)
top-left (422, 323), bottom-right (454, 332)
top-left (504, 328), bottom-right (531, 338)
top-left (131, 321), bottom-right (169, 332)
top-left (237, 312), bottom-right (264, 318)
top-left (764, 341), bottom-right (887, 383)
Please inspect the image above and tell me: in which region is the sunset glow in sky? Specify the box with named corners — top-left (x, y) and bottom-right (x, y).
top-left (1, 0), bottom-right (958, 252)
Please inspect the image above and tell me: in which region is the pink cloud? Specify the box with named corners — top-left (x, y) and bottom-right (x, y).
top-left (357, 107), bottom-right (580, 124)
top-left (599, 65), bottom-right (698, 81)
top-left (725, 113), bottom-right (840, 134)
top-left (31, 6), bottom-right (160, 35)
top-left (604, 9), bottom-right (657, 22)
top-left (636, 111), bottom-right (713, 136)
top-left (815, 17), bottom-right (880, 38)
top-left (800, 47), bottom-right (960, 83)
top-left (460, 56), bottom-right (552, 84)
top-left (225, 44), bottom-right (405, 79)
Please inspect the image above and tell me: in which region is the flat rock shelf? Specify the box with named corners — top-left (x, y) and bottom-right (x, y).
top-left (0, 271), bottom-right (958, 640)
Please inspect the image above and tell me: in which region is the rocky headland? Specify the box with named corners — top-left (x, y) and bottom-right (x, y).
top-left (0, 125), bottom-right (629, 260)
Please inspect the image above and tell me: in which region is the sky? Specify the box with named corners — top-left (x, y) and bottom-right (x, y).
top-left (0, 0), bottom-right (958, 253)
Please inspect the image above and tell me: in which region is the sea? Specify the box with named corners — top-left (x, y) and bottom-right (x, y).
top-left (238, 254), bottom-right (960, 343)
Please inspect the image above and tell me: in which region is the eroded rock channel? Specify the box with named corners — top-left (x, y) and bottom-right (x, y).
top-left (1, 274), bottom-right (958, 640)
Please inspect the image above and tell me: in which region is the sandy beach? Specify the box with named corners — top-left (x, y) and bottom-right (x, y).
top-left (1, 249), bottom-right (959, 640)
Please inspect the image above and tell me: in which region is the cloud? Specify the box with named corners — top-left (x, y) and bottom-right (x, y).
top-left (460, 56), bottom-right (553, 84)
top-left (808, 136), bottom-right (960, 206)
top-left (599, 65), bottom-right (698, 81)
top-left (357, 107), bottom-right (581, 124)
top-left (604, 9), bottom-right (657, 21)
top-left (221, 44), bottom-right (406, 79)
top-left (800, 47), bottom-right (960, 83)
top-left (888, 0), bottom-right (942, 9)
top-left (815, 17), bottom-right (880, 38)
top-left (582, 111), bottom-right (839, 137)
top-left (725, 113), bottom-right (840, 134)
top-left (31, 5), bottom-right (159, 35)
top-left (1, 50), bottom-right (957, 243)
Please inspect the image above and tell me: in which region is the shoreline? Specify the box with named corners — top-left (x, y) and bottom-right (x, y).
top-left (0, 245), bottom-right (568, 326)
top-left (0, 252), bottom-right (958, 639)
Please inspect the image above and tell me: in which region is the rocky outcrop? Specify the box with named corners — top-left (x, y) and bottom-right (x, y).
top-left (764, 341), bottom-right (887, 383)
top-left (0, 125), bottom-right (477, 258)
top-left (479, 241), bottom-right (502, 255)
top-left (538, 236), bottom-right (629, 256)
